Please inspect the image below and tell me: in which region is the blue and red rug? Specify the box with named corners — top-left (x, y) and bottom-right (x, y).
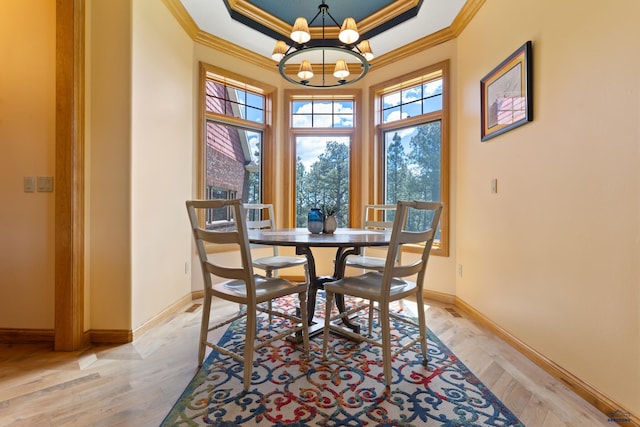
top-left (162, 295), bottom-right (525, 426)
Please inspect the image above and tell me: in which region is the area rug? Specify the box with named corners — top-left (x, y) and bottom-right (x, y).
top-left (161, 294), bottom-right (525, 426)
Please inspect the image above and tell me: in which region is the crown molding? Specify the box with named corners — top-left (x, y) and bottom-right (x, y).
top-left (162, 0), bottom-right (486, 75)
top-left (371, 0), bottom-right (485, 70)
top-left (161, 0), bottom-right (199, 39)
top-left (227, 0), bottom-right (420, 40)
top-left (194, 31), bottom-right (275, 71)
top-left (450, 0), bottom-right (486, 36)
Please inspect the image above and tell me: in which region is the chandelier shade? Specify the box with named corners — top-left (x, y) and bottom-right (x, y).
top-left (338, 17), bottom-right (359, 44)
top-left (273, 1), bottom-right (373, 88)
top-left (290, 17), bottom-right (311, 44)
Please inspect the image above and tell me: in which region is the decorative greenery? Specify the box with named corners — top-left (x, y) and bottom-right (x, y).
top-left (321, 203), bottom-right (337, 217)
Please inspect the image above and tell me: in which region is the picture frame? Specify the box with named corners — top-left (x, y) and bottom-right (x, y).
top-left (480, 41), bottom-right (533, 141)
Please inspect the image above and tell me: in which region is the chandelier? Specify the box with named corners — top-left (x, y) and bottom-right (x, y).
top-left (271, 1), bottom-right (374, 88)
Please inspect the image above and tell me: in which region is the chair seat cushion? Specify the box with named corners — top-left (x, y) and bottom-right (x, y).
top-left (253, 256), bottom-right (307, 269)
top-left (324, 271), bottom-right (415, 301)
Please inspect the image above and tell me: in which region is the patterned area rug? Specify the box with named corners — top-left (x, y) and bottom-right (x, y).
top-left (162, 295), bottom-right (524, 426)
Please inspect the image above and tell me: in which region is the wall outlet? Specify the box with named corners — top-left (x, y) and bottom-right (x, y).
top-left (491, 178), bottom-right (498, 194)
top-left (457, 264), bottom-right (463, 277)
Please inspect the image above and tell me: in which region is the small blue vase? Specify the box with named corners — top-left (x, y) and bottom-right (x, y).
top-left (307, 208), bottom-right (324, 234)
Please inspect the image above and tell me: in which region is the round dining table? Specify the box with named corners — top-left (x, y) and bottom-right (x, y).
top-left (247, 227), bottom-right (392, 338)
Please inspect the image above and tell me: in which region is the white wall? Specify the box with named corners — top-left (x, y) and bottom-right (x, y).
top-left (455, 0), bottom-right (639, 415)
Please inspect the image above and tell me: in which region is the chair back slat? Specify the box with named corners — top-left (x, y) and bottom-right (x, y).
top-left (186, 199), bottom-right (256, 300)
top-left (381, 200), bottom-right (443, 296)
top-left (244, 203), bottom-right (279, 256)
top-left (362, 204), bottom-right (396, 230)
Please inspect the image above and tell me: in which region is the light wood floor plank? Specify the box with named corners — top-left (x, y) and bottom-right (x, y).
top-left (0, 298), bottom-right (613, 426)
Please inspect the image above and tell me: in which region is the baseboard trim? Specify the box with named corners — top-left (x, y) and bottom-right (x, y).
top-left (132, 293), bottom-right (194, 340)
top-left (422, 289), bottom-right (456, 305)
top-left (89, 329), bottom-right (133, 344)
top-left (454, 297), bottom-right (638, 427)
top-left (0, 328), bottom-right (54, 344)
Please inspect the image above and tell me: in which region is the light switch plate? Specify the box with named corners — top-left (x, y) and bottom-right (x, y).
top-left (24, 176), bottom-right (35, 193)
top-left (37, 176), bottom-right (54, 192)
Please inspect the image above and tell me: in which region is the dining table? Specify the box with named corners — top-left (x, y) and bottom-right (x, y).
top-left (247, 227), bottom-right (392, 339)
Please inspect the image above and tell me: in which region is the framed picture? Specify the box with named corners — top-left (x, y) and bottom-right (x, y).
top-left (481, 41), bottom-right (533, 141)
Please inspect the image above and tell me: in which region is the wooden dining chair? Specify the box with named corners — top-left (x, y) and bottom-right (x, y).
top-left (244, 203), bottom-right (309, 283)
top-left (345, 204), bottom-right (399, 330)
top-left (186, 199), bottom-right (309, 391)
top-left (322, 200), bottom-right (443, 388)
top-left (244, 203), bottom-right (310, 320)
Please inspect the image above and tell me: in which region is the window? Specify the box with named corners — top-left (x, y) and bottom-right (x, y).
top-left (372, 62), bottom-right (449, 256)
top-left (286, 91), bottom-right (362, 228)
top-left (199, 64), bottom-right (275, 232)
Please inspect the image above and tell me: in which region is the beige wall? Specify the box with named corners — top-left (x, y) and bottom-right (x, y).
top-left (456, 0), bottom-right (639, 414)
top-left (1, 0), bottom-right (637, 418)
top-left (87, 0), bottom-right (132, 330)
top-left (129, 0), bottom-right (194, 330)
top-left (84, 0), bottom-right (197, 332)
top-left (0, 0), bottom-right (56, 329)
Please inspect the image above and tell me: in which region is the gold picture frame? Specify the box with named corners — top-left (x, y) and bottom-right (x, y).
top-left (481, 41), bottom-right (533, 141)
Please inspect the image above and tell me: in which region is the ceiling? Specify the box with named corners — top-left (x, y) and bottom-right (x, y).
top-left (179, 0), bottom-right (469, 62)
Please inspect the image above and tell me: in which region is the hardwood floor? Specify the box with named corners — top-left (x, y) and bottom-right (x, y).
top-left (0, 297), bottom-right (612, 426)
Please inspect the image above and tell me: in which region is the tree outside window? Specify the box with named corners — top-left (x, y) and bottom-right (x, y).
top-left (373, 62), bottom-right (449, 255)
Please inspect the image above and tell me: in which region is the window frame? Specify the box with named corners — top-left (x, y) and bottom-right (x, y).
top-left (198, 63), bottom-right (276, 251)
top-left (370, 61), bottom-right (450, 256)
top-left (283, 89), bottom-right (363, 228)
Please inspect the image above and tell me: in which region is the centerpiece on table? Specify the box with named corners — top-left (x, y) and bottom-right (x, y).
top-left (321, 204), bottom-right (337, 234)
top-left (307, 207), bottom-right (325, 234)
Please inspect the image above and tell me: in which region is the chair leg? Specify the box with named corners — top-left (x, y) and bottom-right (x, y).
top-left (198, 290), bottom-right (212, 366)
top-left (298, 291), bottom-right (310, 355)
top-left (266, 269), bottom-right (274, 324)
top-left (380, 305), bottom-right (392, 388)
top-left (322, 291), bottom-right (334, 359)
top-left (243, 308), bottom-right (257, 392)
top-left (368, 300), bottom-right (375, 336)
top-left (415, 292), bottom-right (428, 363)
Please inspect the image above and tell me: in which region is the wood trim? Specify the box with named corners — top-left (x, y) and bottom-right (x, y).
top-left (450, 0), bottom-right (486, 36)
top-left (369, 61), bottom-right (450, 257)
top-left (55, 0), bottom-right (86, 351)
top-left (161, 0), bottom-right (487, 79)
top-left (160, 0), bottom-right (199, 39)
top-left (283, 89), bottom-right (362, 228)
top-left (89, 329), bottom-right (133, 345)
top-left (90, 294), bottom-right (195, 345)
top-left (194, 31), bottom-right (274, 72)
top-left (0, 329), bottom-right (55, 344)
top-left (131, 293), bottom-right (193, 340)
top-left (226, 0), bottom-right (420, 41)
top-left (422, 289), bottom-right (456, 305)
top-left (455, 297), bottom-right (639, 427)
